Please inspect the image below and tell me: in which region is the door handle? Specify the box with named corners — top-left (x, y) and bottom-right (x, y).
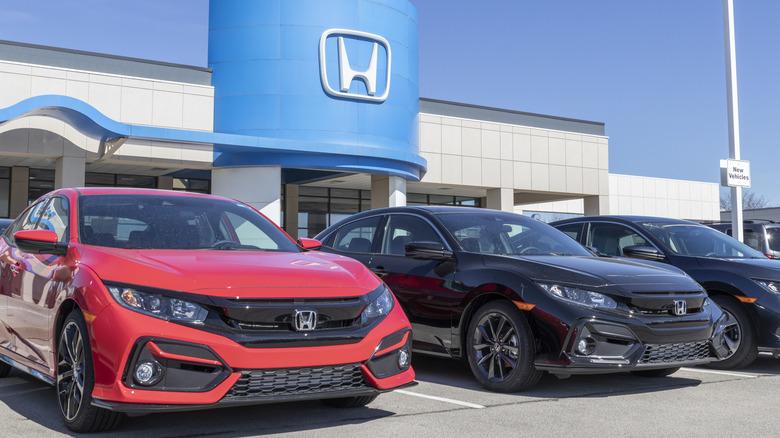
top-left (371, 266), bottom-right (388, 277)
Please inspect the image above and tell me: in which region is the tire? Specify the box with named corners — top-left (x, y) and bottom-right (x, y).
top-left (321, 395), bottom-right (378, 408)
top-left (0, 360), bottom-right (10, 378)
top-left (57, 309), bottom-right (123, 433)
top-left (466, 301), bottom-right (542, 392)
top-left (706, 295), bottom-right (758, 370)
top-left (631, 367), bottom-right (680, 378)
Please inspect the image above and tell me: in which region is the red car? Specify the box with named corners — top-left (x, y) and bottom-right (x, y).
top-left (0, 188), bottom-right (414, 432)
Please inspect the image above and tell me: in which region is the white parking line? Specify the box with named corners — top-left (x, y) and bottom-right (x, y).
top-left (679, 367), bottom-right (757, 378)
top-left (396, 389), bottom-right (485, 409)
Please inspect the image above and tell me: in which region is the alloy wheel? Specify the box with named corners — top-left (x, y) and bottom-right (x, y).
top-left (471, 311), bottom-right (520, 381)
top-left (57, 321), bottom-right (86, 421)
top-left (720, 308), bottom-right (742, 358)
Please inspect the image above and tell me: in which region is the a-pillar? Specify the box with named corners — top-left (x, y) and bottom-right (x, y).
top-left (9, 166), bottom-right (29, 218)
top-left (211, 167), bottom-right (282, 225)
top-left (283, 184), bottom-right (299, 238)
top-left (55, 156), bottom-right (85, 189)
top-left (584, 195), bottom-right (609, 215)
top-left (371, 175), bottom-right (406, 209)
top-left (486, 188), bottom-right (514, 212)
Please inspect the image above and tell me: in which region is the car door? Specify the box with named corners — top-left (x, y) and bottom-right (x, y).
top-left (584, 221), bottom-right (652, 257)
top-left (6, 196), bottom-right (71, 371)
top-left (368, 213), bottom-right (457, 356)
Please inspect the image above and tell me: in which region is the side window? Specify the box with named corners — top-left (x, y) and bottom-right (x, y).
top-left (587, 223), bottom-right (648, 256)
top-left (381, 215), bottom-right (443, 255)
top-left (555, 223), bottom-right (583, 242)
top-left (334, 216), bottom-right (381, 253)
top-left (4, 199), bottom-right (49, 243)
top-left (35, 197), bottom-right (69, 243)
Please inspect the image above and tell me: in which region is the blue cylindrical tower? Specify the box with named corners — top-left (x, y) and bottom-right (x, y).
top-left (208, 0), bottom-right (422, 179)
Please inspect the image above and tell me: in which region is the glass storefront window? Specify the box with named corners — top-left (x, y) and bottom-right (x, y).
top-left (29, 168), bottom-right (55, 203)
top-left (0, 167), bottom-right (9, 218)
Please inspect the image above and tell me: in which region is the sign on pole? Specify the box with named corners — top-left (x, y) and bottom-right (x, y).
top-left (720, 159), bottom-right (751, 188)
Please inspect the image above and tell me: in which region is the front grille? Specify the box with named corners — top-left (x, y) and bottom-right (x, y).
top-left (217, 297), bottom-right (366, 333)
top-left (639, 340), bottom-right (712, 364)
top-left (223, 363), bottom-right (368, 400)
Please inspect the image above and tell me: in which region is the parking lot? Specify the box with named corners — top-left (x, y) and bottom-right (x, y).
top-left (1, 353), bottom-right (778, 437)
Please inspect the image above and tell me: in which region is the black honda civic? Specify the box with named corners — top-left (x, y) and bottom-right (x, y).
top-left (315, 207), bottom-right (730, 392)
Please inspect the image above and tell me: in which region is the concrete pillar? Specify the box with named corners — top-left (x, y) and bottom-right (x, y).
top-left (371, 175), bottom-right (406, 210)
top-left (486, 188), bottom-right (514, 212)
top-left (157, 176), bottom-right (174, 190)
top-left (283, 184), bottom-right (299, 238)
top-left (54, 156), bottom-right (85, 189)
top-left (212, 167), bottom-right (281, 225)
top-left (584, 195), bottom-right (609, 216)
top-left (10, 166), bottom-right (29, 218)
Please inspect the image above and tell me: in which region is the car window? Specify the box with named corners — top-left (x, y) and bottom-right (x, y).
top-left (435, 211), bottom-right (591, 256)
top-left (381, 214), bottom-right (442, 255)
top-left (78, 194), bottom-right (298, 252)
top-left (586, 223), bottom-right (649, 256)
top-left (766, 227), bottom-right (780, 252)
top-left (333, 216), bottom-right (380, 253)
top-left (4, 199), bottom-right (48, 244)
top-left (555, 223), bottom-right (582, 242)
top-left (35, 197), bottom-right (69, 243)
top-left (641, 222), bottom-right (763, 258)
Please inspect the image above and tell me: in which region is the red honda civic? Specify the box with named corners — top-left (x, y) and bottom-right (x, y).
top-left (0, 188), bottom-right (414, 432)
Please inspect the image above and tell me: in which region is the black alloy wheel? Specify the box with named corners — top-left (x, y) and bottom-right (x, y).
top-left (466, 301), bottom-right (541, 392)
top-left (321, 395), bottom-right (378, 408)
top-left (706, 295), bottom-right (758, 370)
top-left (57, 309), bottom-right (122, 432)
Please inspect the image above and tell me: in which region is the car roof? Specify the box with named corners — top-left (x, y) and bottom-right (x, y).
top-left (551, 215), bottom-right (701, 226)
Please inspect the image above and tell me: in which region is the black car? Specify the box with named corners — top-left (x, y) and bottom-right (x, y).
top-left (551, 215), bottom-right (780, 369)
top-left (706, 220), bottom-right (780, 260)
top-left (316, 207), bottom-right (729, 392)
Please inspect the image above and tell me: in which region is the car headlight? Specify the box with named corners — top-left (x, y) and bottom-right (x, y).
top-left (361, 284), bottom-right (395, 325)
top-left (753, 279), bottom-right (780, 295)
top-left (107, 286), bottom-right (209, 323)
top-left (537, 283), bottom-right (618, 310)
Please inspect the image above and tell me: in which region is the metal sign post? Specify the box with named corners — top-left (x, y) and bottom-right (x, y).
top-left (723, 0), bottom-right (743, 242)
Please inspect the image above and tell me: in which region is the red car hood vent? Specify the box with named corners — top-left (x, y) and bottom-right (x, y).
top-left (81, 247), bottom-right (379, 297)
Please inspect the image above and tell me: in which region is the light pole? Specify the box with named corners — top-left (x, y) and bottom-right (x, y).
top-left (723, 0), bottom-right (743, 242)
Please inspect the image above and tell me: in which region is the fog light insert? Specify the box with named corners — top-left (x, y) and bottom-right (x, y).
top-left (398, 347), bottom-right (411, 369)
top-left (134, 360), bottom-right (163, 386)
top-left (577, 337), bottom-right (598, 355)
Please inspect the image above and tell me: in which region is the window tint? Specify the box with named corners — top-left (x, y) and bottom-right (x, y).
top-left (35, 197), bottom-right (69, 243)
top-left (78, 194), bottom-right (298, 252)
top-left (587, 223), bottom-right (649, 256)
top-left (334, 216), bottom-right (380, 253)
top-left (766, 227), bottom-right (780, 252)
top-left (555, 223), bottom-right (582, 242)
top-left (381, 215), bottom-right (442, 255)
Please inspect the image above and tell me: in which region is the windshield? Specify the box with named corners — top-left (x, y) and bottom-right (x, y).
top-left (640, 222), bottom-right (764, 259)
top-left (78, 194), bottom-right (299, 252)
top-left (435, 211), bottom-right (592, 256)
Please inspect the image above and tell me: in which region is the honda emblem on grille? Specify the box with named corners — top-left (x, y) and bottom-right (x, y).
top-left (293, 309), bottom-right (318, 331)
top-left (673, 300), bottom-right (687, 316)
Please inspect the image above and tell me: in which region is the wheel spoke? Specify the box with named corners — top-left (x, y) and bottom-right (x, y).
top-left (494, 354), bottom-right (504, 380)
top-left (477, 325), bottom-right (494, 344)
top-left (477, 351), bottom-right (494, 367)
top-left (499, 352), bottom-right (517, 370)
top-left (503, 345), bottom-right (519, 356)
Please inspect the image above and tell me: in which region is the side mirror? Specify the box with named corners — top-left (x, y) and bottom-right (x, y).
top-left (298, 237), bottom-right (322, 250)
top-left (405, 241), bottom-right (453, 260)
top-left (622, 245), bottom-right (665, 262)
top-left (14, 230), bottom-right (67, 256)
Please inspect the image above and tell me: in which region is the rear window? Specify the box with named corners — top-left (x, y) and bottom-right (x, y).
top-left (766, 227), bottom-right (780, 252)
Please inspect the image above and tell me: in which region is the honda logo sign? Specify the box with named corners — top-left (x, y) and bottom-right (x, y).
top-left (319, 28), bottom-right (391, 102)
top-left (293, 309), bottom-right (318, 331)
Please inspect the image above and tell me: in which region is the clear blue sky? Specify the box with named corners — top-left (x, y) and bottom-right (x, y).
top-left (0, 1), bottom-right (777, 205)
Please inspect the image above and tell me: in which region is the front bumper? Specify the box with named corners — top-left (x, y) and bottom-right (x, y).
top-left (533, 312), bottom-right (730, 376)
top-left (87, 301), bottom-right (415, 412)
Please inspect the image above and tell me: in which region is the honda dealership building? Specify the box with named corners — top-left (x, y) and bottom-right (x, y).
top-left (0, 0), bottom-right (719, 237)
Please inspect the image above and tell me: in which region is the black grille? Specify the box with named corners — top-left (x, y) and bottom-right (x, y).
top-left (640, 341), bottom-right (712, 364)
top-left (223, 363), bottom-right (368, 400)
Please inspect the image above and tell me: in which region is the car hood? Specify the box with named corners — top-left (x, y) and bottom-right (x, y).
top-left (483, 254), bottom-right (701, 293)
top-left (79, 246), bottom-right (380, 298)
top-left (691, 256), bottom-right (780, 279)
